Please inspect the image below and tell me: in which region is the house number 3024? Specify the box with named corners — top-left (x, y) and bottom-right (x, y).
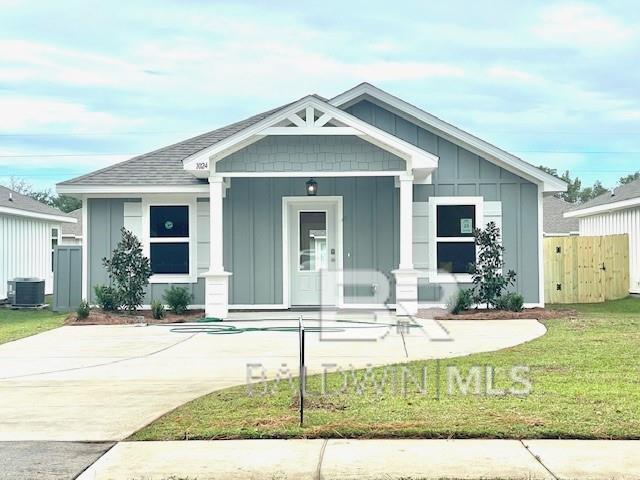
top-left (195, 162), bottom-right (208, 170)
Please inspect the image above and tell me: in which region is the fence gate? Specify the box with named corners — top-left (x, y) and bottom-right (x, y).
top-left (53, 245), bottom-right (82, 312)
top-left (544, 234), bottom-right (629, 304)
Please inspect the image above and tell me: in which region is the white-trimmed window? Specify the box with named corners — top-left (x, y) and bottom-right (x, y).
top-left (429, 197), bottom-right (483, 282)
top-left (149, 205), bottom-right (191, 277)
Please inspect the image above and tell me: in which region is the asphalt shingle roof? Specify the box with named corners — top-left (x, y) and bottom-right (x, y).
top-left (0, 185), bottom-right (72, 219)
top-left (543, 196), bottom-right (579, 234)
top-left (59, 103), bottom-right (291, 186)
top-left (60, 208), bottom-right (82, 236)
top-left (569, 178), bottom-right (640, 212)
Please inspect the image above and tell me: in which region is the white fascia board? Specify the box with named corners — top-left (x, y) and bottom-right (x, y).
top-left (182, 95), bottom-right (438, 172)
top-left (0, 205), bottom-right (76, 223)
top-left (564, 196), bottom-right (640, 218)
top-left (330, 83), bottom-right (567, 193)
top-left (57, 184), bottom-right (209, 195)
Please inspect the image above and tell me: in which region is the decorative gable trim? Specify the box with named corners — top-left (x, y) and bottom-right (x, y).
top-left (182, 96), bottom-right (439, 178)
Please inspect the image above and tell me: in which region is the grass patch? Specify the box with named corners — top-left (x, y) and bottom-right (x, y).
top-left (0, 307), bottom-right (67, 344)
top-left (132, 297), bottom-right (640, 441)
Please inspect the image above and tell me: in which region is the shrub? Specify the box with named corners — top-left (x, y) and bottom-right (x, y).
top-left (163, 286), bottom-right (193, 315)
top-left (495, 292), bottom-right (524, 312)
top-left (447, 288), bottom-right (474, 314)
top-left (151, 300), bottom-right (166, 320)
top-left (77, 300), bottom-right (90, 319)
top-left (103, 228), bottom-right (152, 314)
top-left (470, 222), bottom-right (517, 308)
top-left (94, 285), bottom-right (119, 311)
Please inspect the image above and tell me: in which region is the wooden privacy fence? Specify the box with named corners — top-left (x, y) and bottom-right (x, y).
top-left (544, 234), bottom-right (629, 304)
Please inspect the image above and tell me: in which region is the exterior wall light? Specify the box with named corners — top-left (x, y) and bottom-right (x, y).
top-left (305, 178), bottom-right (318, 196)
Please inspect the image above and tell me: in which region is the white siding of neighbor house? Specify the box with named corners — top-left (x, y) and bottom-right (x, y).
top-left (1, 214), bottom-right (58, 299)
top-left (579, 206), bottom-right (640, 294)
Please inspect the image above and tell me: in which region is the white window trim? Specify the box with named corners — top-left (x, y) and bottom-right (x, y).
top-left (142, 196), bottom-right (198, 284)
top-left (428, 196), bottom-right (483, 283)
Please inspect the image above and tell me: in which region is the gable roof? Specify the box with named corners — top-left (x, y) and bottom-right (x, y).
top-left (565, 178), bottom-right (640, 218)
top-left (60, 208), bottom-right (83, 237)
top-left (543, 196), bottom-right (579, 235)
top-left (57, 83), bottom-right (567, 193)
top-left (330, 83), bottom-right (567, 192)
top-left (0, 185), bottom-right (75, 223)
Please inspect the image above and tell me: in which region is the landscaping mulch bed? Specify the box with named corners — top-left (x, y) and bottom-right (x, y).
top-left (66, 309), bottom-right (205, 325)
top-left (422, 307), bottom-right (577, 321)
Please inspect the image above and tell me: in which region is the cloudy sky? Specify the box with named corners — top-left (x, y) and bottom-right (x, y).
top-left (1, 0), bottom-right (639, 191)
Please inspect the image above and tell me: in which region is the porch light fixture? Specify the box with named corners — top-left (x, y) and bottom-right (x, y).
top-left (305, 178), bottom-right (318, 196)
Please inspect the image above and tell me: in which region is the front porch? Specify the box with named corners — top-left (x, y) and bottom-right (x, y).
top-left (204, 174), bottom-right (422, 319)
top-left (191, 99), bottom-right (438, 319)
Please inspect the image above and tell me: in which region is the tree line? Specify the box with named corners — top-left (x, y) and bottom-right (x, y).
top-left (537, 167), bottom-right (639, 204)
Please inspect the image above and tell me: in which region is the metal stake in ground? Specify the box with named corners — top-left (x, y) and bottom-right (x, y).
top-left (299, 315), bottom-right (305, 427)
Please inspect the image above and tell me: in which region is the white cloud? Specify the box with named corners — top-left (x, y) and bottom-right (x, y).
top-left (534, 3), bottom-right (636, 48)
top-left (0, 96), bottom-right (141, 133)
top-left (486, 66), bottom-right (540, 83)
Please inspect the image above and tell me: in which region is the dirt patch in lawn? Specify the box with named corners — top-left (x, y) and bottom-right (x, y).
top-left (66, 309), bottom-right (205, 325)
top-left (422, 308), bottom-right (577, 321)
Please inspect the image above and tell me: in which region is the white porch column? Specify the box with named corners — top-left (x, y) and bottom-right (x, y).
top-left (393, 174), bottom-right (419, 316)
top-left (204, 176), bottom-right (231, 319)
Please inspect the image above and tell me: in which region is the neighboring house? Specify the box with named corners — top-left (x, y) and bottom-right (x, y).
top-left (60, 208), bottom-right (83, 245)
top-left (565, 178), bottom-right (640, 294)
top-left (543, 196), bottom-right (579, 236)
top-left (0, 185), bottom-right (76, 300)
top-left (56, 83), bottom-right (566, 317)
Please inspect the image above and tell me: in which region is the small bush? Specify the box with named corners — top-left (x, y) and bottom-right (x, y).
top-left (151, 300), bottom-right (165, 320)
top-left (94, 285), bottom-right (119, 311)
top-left (447, 289), bottom-right (474, 314)
top-left (495, 292), bottom-right (524, 312)
top-left (163, 286), bottom-right (193, 315)
top-left (77, 300), bottom-right (90, 319)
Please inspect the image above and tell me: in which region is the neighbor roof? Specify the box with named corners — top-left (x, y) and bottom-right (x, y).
top-left (0, 185), bottom-right (75, 223)
top-left (58, 103), bottom-right (291, 187)
top-left (565, 178), bottom-right (640, 218)
top-left (543, 196), bottom-right (579, 235)
top-left (61, 208), bottom-right (83, 237)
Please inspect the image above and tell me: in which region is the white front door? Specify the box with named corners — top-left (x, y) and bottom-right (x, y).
top-left (289, 200), bottom-right (339, 306)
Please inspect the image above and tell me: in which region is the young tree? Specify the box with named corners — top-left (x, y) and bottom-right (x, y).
top-left (469, 222), bottom-right (516, 308)
top-left (103, 228), bottom-right (152, 313)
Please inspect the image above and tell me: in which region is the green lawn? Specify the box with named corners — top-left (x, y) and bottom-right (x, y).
top-left (132, 297), bottom-right (640, 441)
top-left (0, 307), bottom-right (67, 344)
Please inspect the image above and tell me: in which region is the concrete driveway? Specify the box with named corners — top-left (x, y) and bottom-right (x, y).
top-left (0, 315), bottom-right (546, 441)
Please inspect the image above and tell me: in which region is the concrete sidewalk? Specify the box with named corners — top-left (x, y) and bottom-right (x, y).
top-left (77, 439), bottom-right (640, 480)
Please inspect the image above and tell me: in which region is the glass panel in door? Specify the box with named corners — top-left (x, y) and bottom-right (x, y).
top-left (299, 211), bottom-right (327, 271)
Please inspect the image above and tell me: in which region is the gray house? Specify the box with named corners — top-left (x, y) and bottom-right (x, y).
top-left (57, 83), bottom-right (566, 317)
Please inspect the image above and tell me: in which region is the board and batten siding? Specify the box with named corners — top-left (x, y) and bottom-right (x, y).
top-left (87, 198), bottom-right (205, 305)
top-left (346, 99), bottom-right (540, 304)
top-left (223, 176), bottom-right (400, 305)
top-left (0, 214), bottom-right (57, 299)
top-left (579, 207), bottom-right (640, 293)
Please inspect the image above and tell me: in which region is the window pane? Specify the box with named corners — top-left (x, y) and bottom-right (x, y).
top-left (437, 242), bottom-right (475, 274)
top-left (299, 211), bottom-right (327, 271)
top-left (150, 243), bottom-right (189, 274)
top-left (436, 205), bottom-right (476, 237)
top-left (150, 206), bottom-right (189, 238)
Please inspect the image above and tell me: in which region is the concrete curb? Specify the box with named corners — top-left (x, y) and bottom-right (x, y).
top-left (77, 439), bottom-right (640, 480)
